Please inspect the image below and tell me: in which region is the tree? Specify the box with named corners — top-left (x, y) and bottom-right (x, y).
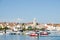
top-left (28, 26), bottom-right (32, 30)
top-left (40, 28), bottom-right (45, 31)
top-left (22, 23), bottom-right (26, 31)
top-left (0, 26), bottom-right (3, 30)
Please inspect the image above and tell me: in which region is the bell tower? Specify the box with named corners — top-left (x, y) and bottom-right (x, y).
top-left (33, 18), bottom-right (36, 26)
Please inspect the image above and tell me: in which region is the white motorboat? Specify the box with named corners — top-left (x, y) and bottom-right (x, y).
top-left (0, 31), bottom-right (4, 35)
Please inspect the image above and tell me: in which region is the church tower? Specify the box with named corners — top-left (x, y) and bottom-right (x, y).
top-left (33, 18), bottom-right (37, 27)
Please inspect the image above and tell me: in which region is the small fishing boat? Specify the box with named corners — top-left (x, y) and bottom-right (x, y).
top-left (0, 31), bottom-right (4, 35)
top-left (29, 32), bottom-right (39, 36)
top-left (40, 31), bottom-right (50, 35)
top-left (29, 33), bottom-right (38, 36)
top-left (9, 31), bottom-right (21, 35)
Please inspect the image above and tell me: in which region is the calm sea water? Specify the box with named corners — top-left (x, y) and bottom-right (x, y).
top-left (0, 31), bottom-right (60, 40)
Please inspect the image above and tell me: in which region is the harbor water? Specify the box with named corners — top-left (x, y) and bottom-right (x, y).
top-left (0, 31), bottom-right (60, 40)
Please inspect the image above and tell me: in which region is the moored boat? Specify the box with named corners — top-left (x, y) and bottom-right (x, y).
top-left (40, 31), bottom-right (50, 35)
top-left (29, 33), bottom-right (38, 36)
top-left (29, 31), bottom-right (39, 36)
top-left (9, 31), bottom-right (21, 35)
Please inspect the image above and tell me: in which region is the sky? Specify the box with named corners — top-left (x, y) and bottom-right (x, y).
top-left (0, 0), bottom-right (60, 23)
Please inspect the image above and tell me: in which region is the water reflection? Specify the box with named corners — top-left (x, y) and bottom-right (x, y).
top-left (28, 36), bottom-right (39, 40)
